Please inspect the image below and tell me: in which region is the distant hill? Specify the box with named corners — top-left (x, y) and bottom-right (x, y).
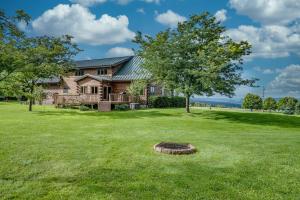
top-left (191, 97), bottom-right (242, 108)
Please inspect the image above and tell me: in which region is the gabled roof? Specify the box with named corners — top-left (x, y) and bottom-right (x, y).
top-left (74, 56), bottom-right (133, 69)
top-left (112, 56), bottom-right (151, 81)
top-left (74, 74), bottom-right (111, 82)
top-left (40, 56), bottom-right (151, 84)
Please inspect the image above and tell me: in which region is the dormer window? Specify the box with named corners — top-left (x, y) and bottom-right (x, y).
top-left (97, 68), bottom-right (107, 75)
top-left (75, 69), bottom-right (84, 76)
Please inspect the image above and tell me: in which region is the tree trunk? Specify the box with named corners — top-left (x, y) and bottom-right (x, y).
top-left (29, 99), bottom-right (33, 112)
top-left (185, 95), bottom-right (190, 113)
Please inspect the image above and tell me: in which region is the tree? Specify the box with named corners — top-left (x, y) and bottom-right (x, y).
top-left (295, 102), bottom-right (300, 115)
top-left (127, 80), bottom-right (147, 103)
top-left (263, 97), bottom-right (277, 112)
top-left (242, 93), bottom-right (263, 111)
top-left (1, 35), bottom-right (80, 111)
top-left (133, 12), bottom-right (255, 113)
top-left (0, 10), bottom-right (30, 81)
top-left (277, 97), bottom-right (298, 114)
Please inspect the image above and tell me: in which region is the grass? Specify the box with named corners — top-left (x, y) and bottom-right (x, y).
top-left (0, 103), bottom-right (300, 200)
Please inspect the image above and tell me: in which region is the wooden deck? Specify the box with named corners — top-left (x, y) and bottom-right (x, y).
top-left (54, 93), bottom-right (132, 106)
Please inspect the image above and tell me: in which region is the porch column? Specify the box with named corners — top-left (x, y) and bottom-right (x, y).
top-left (99, 81), bottom-right (103, 101)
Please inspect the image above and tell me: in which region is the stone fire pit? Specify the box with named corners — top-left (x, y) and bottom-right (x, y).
top-left (154, 142), bottom-right (196, 155)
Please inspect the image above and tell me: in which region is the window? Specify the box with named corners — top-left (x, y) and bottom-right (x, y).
top-left (75, 69), bottom-right (84, 76)
top-left (91, 86), bottom-right (98, 94)
top-left (80, 86), bottom-right (87, 94)
top-left (63, 87), bottom-right (69, 94)
top-left (97, 68), bottom-right (108, 75)
top-left (150, 86), bottom-right (155, 95)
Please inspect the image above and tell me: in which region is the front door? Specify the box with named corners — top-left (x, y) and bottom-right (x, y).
top-left (103, 86), bottom-right (112, 100)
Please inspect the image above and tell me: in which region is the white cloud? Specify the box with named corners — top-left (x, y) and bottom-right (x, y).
top-left (155, 10), bottom-right (186, 28)
top-left (229, 0), bottom-right (300, 25)
top-left (214, 9), bottom-right (227, 23)
top-left (144, 0), bottom-right (159, 4)
top-left (226, 24), bottom-right (300, 59)
top-left (116, 0), bottom-right (132, 5)
top-left (137, 8), bottom-right (145, 14)
top-left (32, 4), bottom-right (135, 46)
top-left (70, 0), bottom-right (159, 6)
top-left (106, 47), bottom-right (134, 57)
top-left (254, 66), bottom-right (282, 74)
top-left (70, 0), bottom-right (107, 6)
top-left (268, 65), bottom-right (300, 97)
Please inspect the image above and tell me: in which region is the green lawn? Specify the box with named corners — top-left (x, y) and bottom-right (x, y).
top-left (0, 103), bottom-right (300, 200)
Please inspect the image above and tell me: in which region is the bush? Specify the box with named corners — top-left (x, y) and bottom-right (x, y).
top-left (114, 104), bottom-right (129, 111)
top-left (79, 105), bottom-right (90, 111)
top-left (149, 96), bottom-right (185, 108)
top-left (242, 93), bottom-right (263, 110)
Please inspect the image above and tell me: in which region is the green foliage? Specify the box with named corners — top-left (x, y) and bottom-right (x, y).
top-left (149, 96), bottom-right (185, 108)
top-left (263, 97), bottom-right (277, 111)
top-left (127, 80), bottom-right (147, 103)
top-left (277, 97), bottom-right (298, 115)
top-left (79, 105), bottom-right (90, 111)
top-left (295, 102), bottom-right (300, 115)
top-left (242, 93), bottom-right (263, 110)
top-left (1, 35), bottom-right (80, 111)
top-left (114, 104), bottom-right (129, 111)
top-left (0, 10), bottom-right (30, 82)
top-left (134, 12), bottom-right (256, 112)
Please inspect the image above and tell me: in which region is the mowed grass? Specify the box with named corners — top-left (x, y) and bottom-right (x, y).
top-left (0, 103), bottom-right (300, 200)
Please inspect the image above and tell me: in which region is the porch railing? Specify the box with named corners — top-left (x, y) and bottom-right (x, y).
top-left (109, 93), bottom-right (131, 103)
top-left (54, 93), bottom-right (132, 105)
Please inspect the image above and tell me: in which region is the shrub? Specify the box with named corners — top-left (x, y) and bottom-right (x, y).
top-left (149, 96), bottom-right (185, 108)
top-left (79, 105), bottom-right (90, 111)
top-left (114, 104), bottom-right (129, 111)
top-left (242, 93), bottom-right (263, 110)
top-left (263, 97), bottom-right (277, 111)
top-left (277, 97), bottom-right (298, 114)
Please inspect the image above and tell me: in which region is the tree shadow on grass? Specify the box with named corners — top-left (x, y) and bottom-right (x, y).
top-left (193, 110), bottom-right (300, 128)
top-left (33, 163), bottom-right (233, 199)
top-left (33, 109), bottom-right (175, 119)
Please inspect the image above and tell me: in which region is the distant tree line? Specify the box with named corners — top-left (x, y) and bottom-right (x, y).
top-left (242, 93), bottom-right (300, 115)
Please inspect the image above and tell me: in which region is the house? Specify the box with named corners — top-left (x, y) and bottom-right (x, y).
top-left (41, 56), bottom-right (162, 111)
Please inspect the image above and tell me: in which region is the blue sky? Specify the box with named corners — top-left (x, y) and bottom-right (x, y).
top-left (1, 0), bottom-right (300, 98)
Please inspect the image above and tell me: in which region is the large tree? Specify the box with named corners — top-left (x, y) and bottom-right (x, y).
top-left (2, 35), bottom-right (80, 111)
top-left (263, 97), bottom-right (277, 112)
top-left (133, 12), bottom-right (256, 113)
top-left (0, 10), bottom-right (30, 81)
top-left (242, 93), bottom-right (263, 111)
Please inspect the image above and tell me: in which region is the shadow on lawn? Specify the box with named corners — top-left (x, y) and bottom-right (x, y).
top-left (35, 163), bottom-right (229, 199)
top-left (194, 110), bottom-right (300, 128)
top-left (34, 109), bottom-right (175, 119)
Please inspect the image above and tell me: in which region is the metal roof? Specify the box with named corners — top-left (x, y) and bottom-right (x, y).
top-left (74, 74), bottom-right (111, 82)
top-left (40, 56), bottom-right (150, 84)
top-left (74, 56), bottom-right (133, 69)
top-left (37, 76), bottom-right (61, 84)
top-left (112, 56), bottom-right (151, 81)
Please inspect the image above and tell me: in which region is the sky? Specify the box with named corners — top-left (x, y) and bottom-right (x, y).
top-left (1, 0), bottom-right (300, 99)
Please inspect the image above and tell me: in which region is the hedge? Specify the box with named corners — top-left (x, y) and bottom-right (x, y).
top-left (149, 96), bottom-right (185, 108)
